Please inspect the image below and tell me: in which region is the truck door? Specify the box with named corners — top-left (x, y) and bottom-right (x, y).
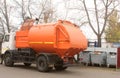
top-left (1, 35), bottom-right (10, 54)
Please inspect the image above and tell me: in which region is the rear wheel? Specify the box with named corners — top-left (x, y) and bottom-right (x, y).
top-left (4, 53), bottom-right (14, 67)
top-left (37, 56), bottom-right (50, 72)
top-left (24, 63), bottom-right (31, 66)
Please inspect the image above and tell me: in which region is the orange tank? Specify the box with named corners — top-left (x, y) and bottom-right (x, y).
top-left (16, 20), bottom-right (87, 58)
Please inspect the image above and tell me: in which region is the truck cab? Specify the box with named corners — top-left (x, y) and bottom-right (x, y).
top-left (1, 32), bottom-right (15, 55)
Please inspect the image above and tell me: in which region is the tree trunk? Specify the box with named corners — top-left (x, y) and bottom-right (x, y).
top-left (97, 35), bottom-right (101, 47)
top-left (4, 0), bottom-right (10, 33)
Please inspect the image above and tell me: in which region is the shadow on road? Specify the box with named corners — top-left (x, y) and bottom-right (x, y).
top-left (7, 63), bottom-right (78, 74)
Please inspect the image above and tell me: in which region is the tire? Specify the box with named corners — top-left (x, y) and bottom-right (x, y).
top-left (24, 63), bottom-right (31, 66)
top-left (55, 65), bottom-right (67, 71)
top-left (36, 56), bottom-right (49, 72)
top-left (4, 53), bottom-right (14, 67)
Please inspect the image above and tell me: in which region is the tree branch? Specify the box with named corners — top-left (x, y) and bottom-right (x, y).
top-left (100, 0), bottom-right (109, 36)
top-left (100, 0), bottom-right (117, 36)
top-left (0, 18), bottom-right (5, 34)
top-left (38, 0), bottom-right (47, 20)
top-left (4, 0), bottom-right (10, 33)
top-left (28, 0), bottom-right (32, 18)
top-left (94, 0), bottom-right (100, 34)
top-left (83, 0), bottom-right (97, 35)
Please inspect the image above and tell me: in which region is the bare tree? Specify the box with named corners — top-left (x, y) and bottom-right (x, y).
top-left (13, 0), bottom-right (56, 23)
top-left (28, 0), bottom-right (32, 18)
top-left (81, 0), bottom-right (119, 47)
top-left (0, 0), bottom-right (11, 33)
top-left (0, 17), bottom-right (5, 35)
top-left (39, 0), bottom-right (55, 23)
top-left (63, 0), bottom-right (70, 20)
top-left (13, 0), bottom-right (28, 21)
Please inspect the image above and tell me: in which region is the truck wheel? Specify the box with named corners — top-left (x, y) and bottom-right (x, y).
top-left (55, 65), bottom-right (67, 71)
top-left (4, 53), bottom-right (14, 67)
top-left (37, 56), bottom-right (49, 72)
top-left (24, 63), bottom-right (31, 66)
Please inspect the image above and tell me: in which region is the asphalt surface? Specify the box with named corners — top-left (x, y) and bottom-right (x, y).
top-left (0, 63), bottom-right (120, 78)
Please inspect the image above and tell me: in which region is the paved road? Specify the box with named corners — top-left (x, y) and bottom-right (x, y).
top-left (0, 63), bottom-right (120, 78)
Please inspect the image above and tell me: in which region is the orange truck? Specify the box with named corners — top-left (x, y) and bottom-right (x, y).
top-left (1, 19), bottom-right (87, 72)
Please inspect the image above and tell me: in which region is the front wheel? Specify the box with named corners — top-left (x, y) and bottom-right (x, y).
top-left (36, 56), bottom-right (50, 72)
top-left (4, 53), bottom-right (14, 67)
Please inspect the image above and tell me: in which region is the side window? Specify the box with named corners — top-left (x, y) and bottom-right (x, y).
top-left (4, 35), bottom-right (9, 42)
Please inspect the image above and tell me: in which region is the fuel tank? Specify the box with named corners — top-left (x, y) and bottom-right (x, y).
top-left (16, 20), bottom-right (88, 57)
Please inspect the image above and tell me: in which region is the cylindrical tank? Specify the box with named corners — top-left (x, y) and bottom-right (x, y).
top-left (16, 20), bottom-right (88, 57)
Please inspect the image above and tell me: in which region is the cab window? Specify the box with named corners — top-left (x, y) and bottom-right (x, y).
top-left (4, 35), bottom-right (9, 42)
